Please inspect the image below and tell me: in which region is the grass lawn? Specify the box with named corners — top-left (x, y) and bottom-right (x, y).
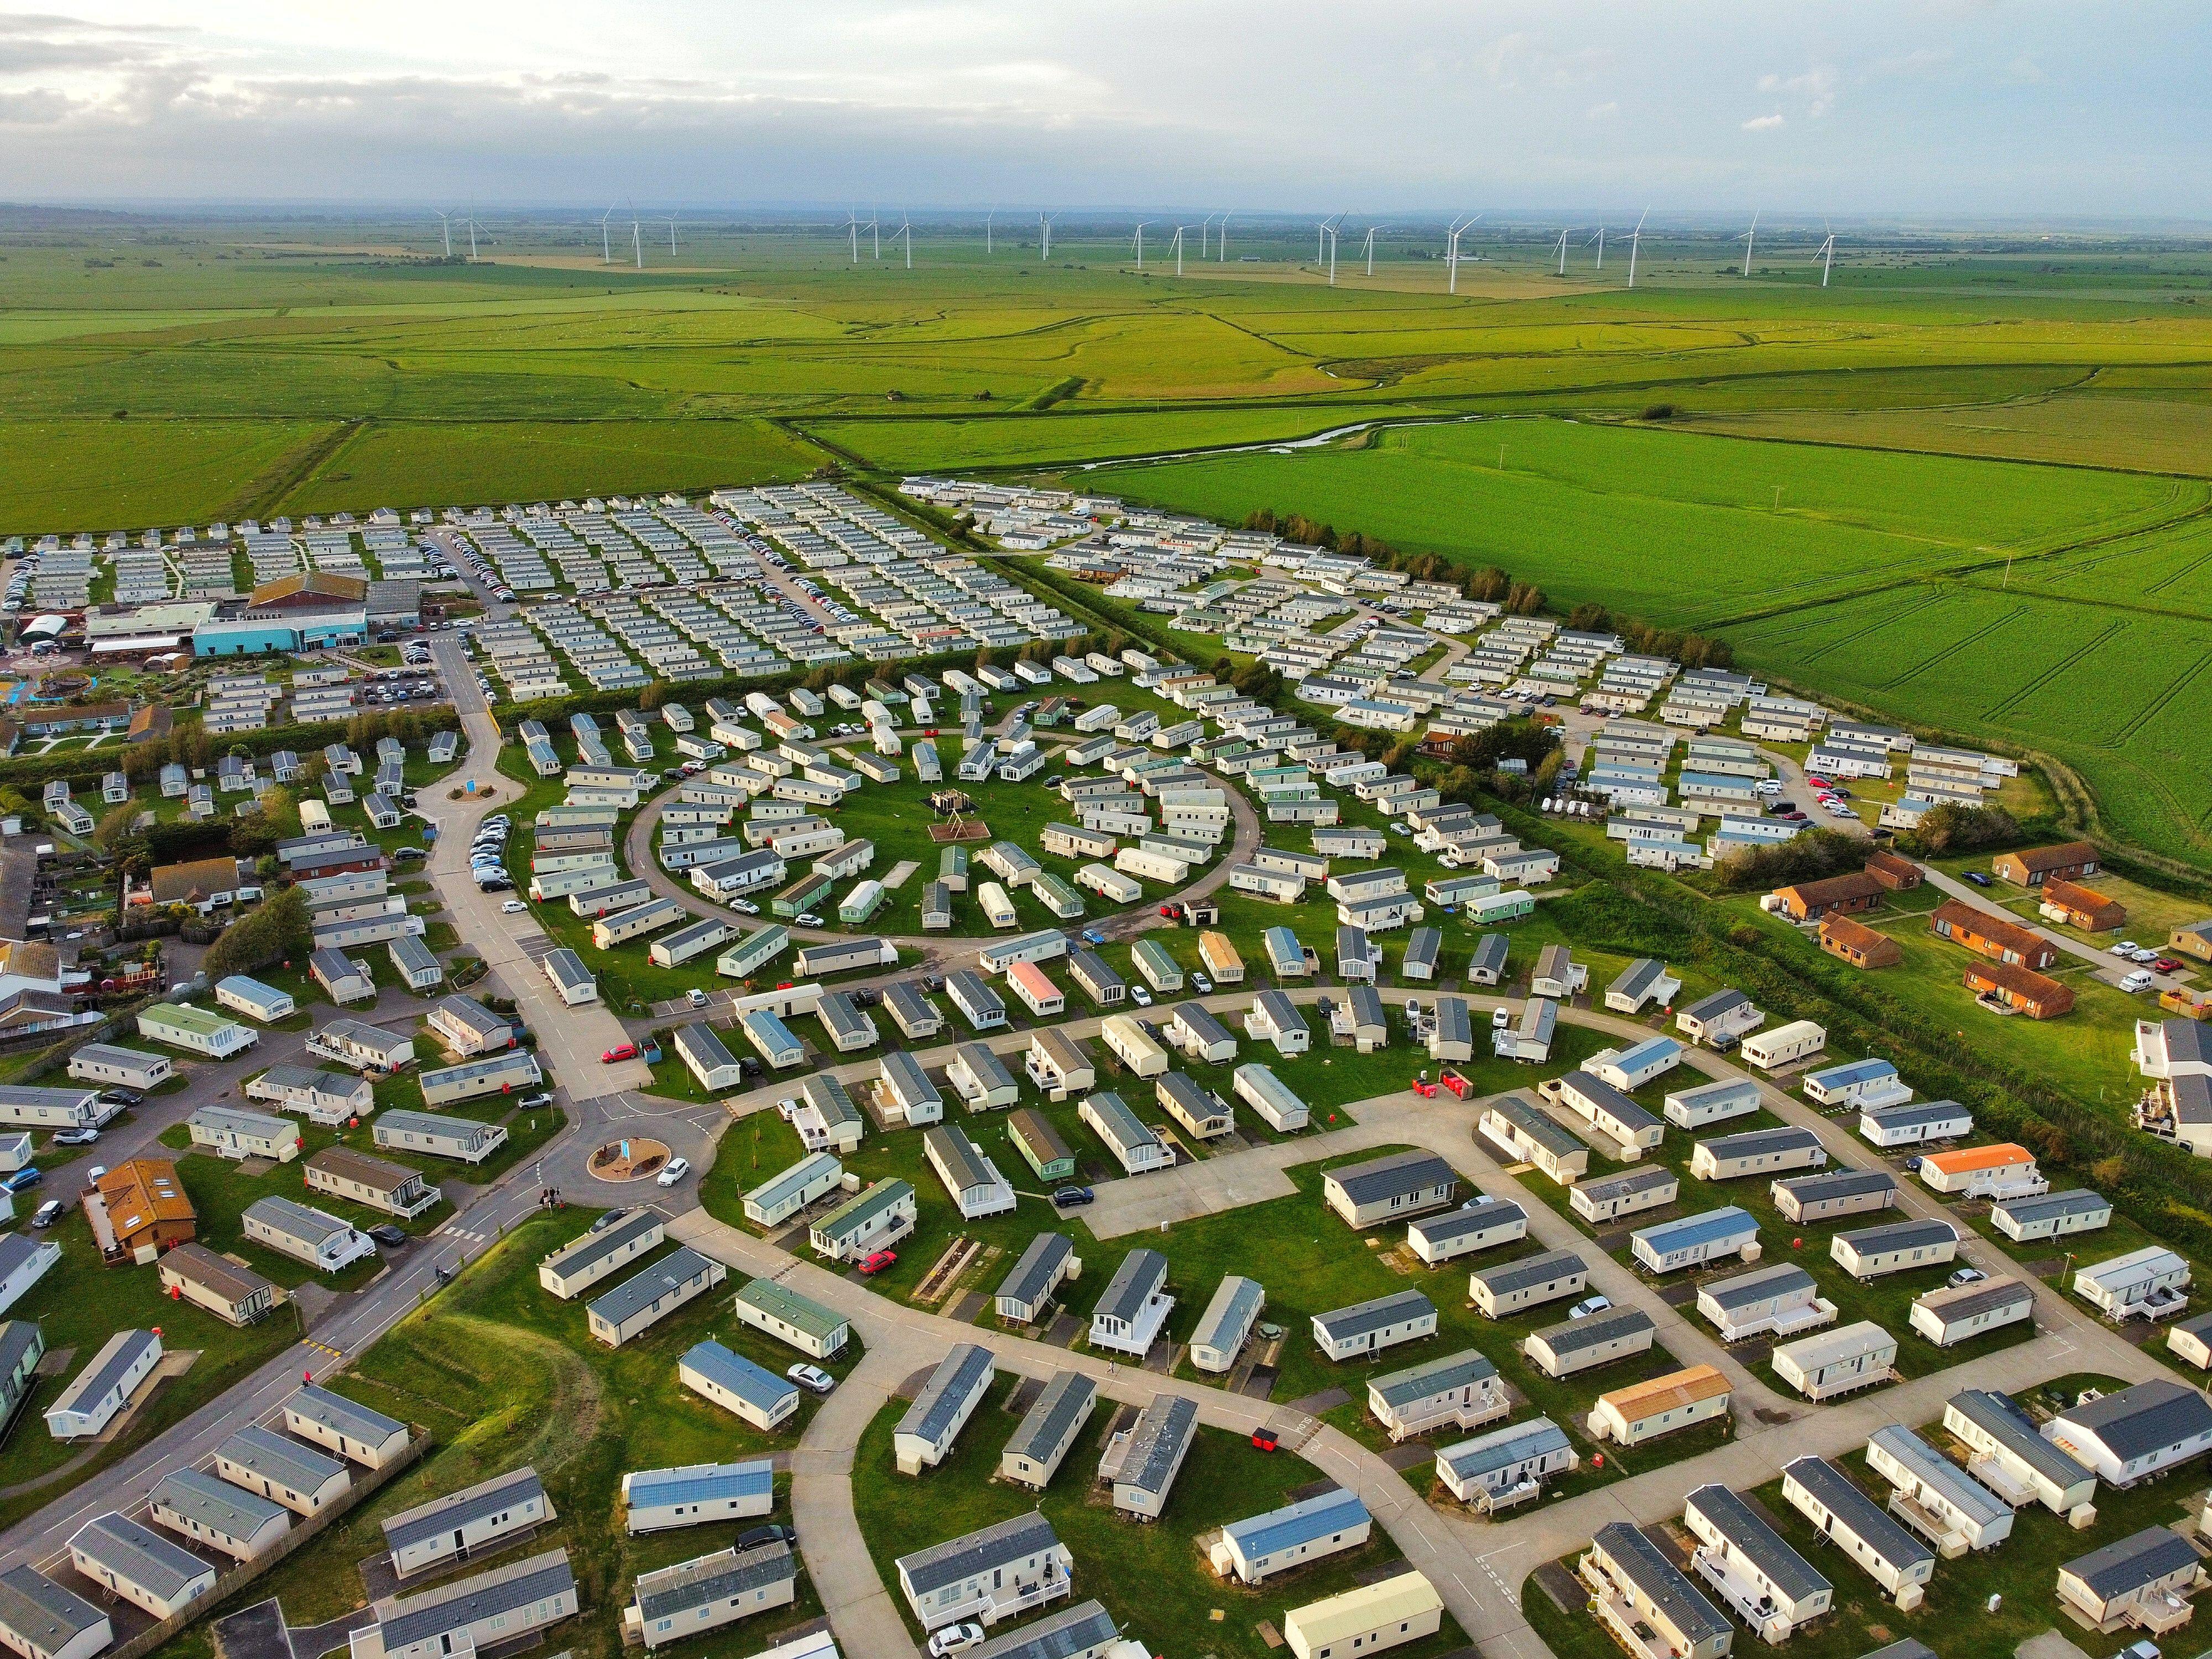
top-left (0, 1202), bottom-right (300, 1526)
top-left (1512, 1075), bottom-right (2038, 1384)
top-left (850, 1371), bottom-right (1470, 1658)
top-left (1518, 1370), bottom-right (2199, 1659)
top-left (1717, 889), bottom-right (2146, 1114)
top-left (215, 1209), bottom-right (854, 1659)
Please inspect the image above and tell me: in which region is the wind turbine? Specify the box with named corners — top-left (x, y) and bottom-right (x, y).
top-left (846, 212), bottom-right (860, 263)
top-left (1170, 225), bottom-right (1190, 276)
top-left (664, 213), bottom-right (681, 256)
top-left (1445, 214), bottom-right (1481, 293)
top-left (1813, 222), bottom-right (1837, 288)
top-left (466, 215), bottom-right (479, 262)
top-left (984, 210), bottom-right (994, 254)
top-left (1039, 211), bottom-right (1056, 260)
top-left (1554, 229), bottom-right (1570, 275)
top-left (1739, 211), bottom-right (1758, 278)
top-left (435, 211), bottom-right (453, 259)
top-left (1216, 210), bottom-right (1230, 261)
top-left (895, 214), bottom-right (912, 269)
top-left (1625, 208), bottom-right (1648, 288)
top-left (1362, 223), bottom-right (1384, 277)
top-left (631, 210), bottom-right (643, 270)
top-left (599, 205), bottom-right (617, 264)
top-left (1313, 213), bottom-right (1345, 285)
top-left (1587, 226), bottom-right (1605, 271)
top-left (1130, 221), bottom-right (1151, 271)
top-left (1199, 211), bottom-right (1215, 259)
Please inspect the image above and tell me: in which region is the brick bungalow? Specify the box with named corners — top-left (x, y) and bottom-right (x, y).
top-left (2041, 877), bottom-right (2125, 933)
top-left (1820, 915), bottom-right (1901, 971)
top-left (1771, 870), bottom-right (1886, 924)
top-left (1929, 899), bottom-right (2060, 971)
top-left (1861, 849), bottom-right (1923, 891)
top-left (1964, 958), bottom-right (2075, 1020)
top-left (1992, 841), bottom-right (2100, 889)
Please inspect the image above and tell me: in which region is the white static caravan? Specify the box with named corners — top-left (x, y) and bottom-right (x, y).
top-left (1099, 1015), bottom-right (1170, 1079)
top-left (1366, 1350), bottom-right (1508, 1442)
top-left (1739, 1020), bottom-right (1827, 1071)
top-left (1832, 1218), bottom-right (1960, 1281)
top-left (1910, 1278), bottom-right (2034, 1349)
top-left (1771, 1321), bottom-right (1898, 1401)
top-left (1673, 1078), bottom-right (1761, 1131)
top-left (1691, 1125), bottom-right (1826, 1182)
top-left (1407, 1199), bottom-right (1527, 1266)
top-left (1187, 1276), bottom-right (1266, 1374)
top-left (1312, 1290), bottom-right (1437, 1364)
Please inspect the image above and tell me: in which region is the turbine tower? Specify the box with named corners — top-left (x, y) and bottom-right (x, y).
top-left (665, 214), bottom-right (681, 256)
top-left (1130, 221), bottom-right (1151, 270)
top-left (1625, 208), bottom-right (1648, 288)
top-left (1039, 211), bottom-right (1056, 260)
top-left (1322, 213), bottom-right (1346, 285)
top-left (1445, 214), bottom-right (1481, 294)
top-left (1814, 221), bottom-right (1837, 288)
top-left (632, 211), bottom-right (643, 270)
top-left (846, 212), bottom-right (860, 263)
top-left (870, 212), bottom-right (880, 259)
top-left (1170, 225), bottom-right (1190, 276)
top-left (1362, 223), bottom-right (1384, 277)
top-left (599, 205), bottom-right (617, 264)
top-left (435, 211), bottom-right (453, 259)
top-left (1217, 210), bottom-right (1230, 261)
top-left (1739, 211), bottom-right (1759, 278)
top-left (984, 210), bottom-right (994, 254)
top-left (1554, 228), bottom-right (1569, 276)
top-left (1587, 226), bottom-right (1605, 271)
top-left (895, 214), bottom-right (912, 269)
top-left (466, 215), bottom-right (479, 262)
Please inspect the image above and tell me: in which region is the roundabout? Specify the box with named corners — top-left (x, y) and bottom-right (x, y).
top-left (587, 1136), bottom-right (671, 1182)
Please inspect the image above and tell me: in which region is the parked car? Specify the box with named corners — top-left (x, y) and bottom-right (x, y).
top-left (2121, 970), bottom-right (2155, 993)
top-left (927, 1625), bottom-right (985, 1657)
top-left (1947, 1266), bottom-right (1986, 1287)
top-left (794, 912), bottom-right (825, 928)
top-left (656, 1156), bottom-right (692, 1188)
top-left (786, 1363), bottom-right (835, 1394)
top-left (2154, 957), bottom-right (2184, 974)
top-left (1492, 1006), bottom-right (1512, 1029)
top-left (1191, 972), bottom-right (1213, 994)
top-left (1080, 928), bottom-right (1108, 946)
top-left (1567, 1295), bottom-right (1611, 1320)
top-left (859, 1250), bottom-right (898, 1276)
top-left (2, 1168), bottom-right (41, 1194)
top-left (52, 1128), bottom-right (97, 1146)
top-left (1129, 985), bottom-right (1154, 1007)
top-left (30, 1200), bottom-right (61, 1229)
top-left (602, 1042), bottom-right (639, 1063)
top-left (730, 899), bottom-right (760, 915)
top-left (1963, 871), bottom-right (1993, 888)
top-left (517, 1092), bottom-right (554, 1109)
top-left (501, 900), bottom-right (528, 914)
top-left (735, 1525), bottom-right (796, 1553)
top-left (1051, 1186), bottom-right (1094, 1208)
top-left (368, 1224), bottom-right (408, 1247)
top-left (590, 1208), bottom-right (629, 1233)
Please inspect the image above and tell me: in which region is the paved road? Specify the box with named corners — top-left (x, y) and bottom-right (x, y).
top-left (625, 985), bottom-right (2164, 1659)
top-left (1916, 859), bottom-right (2192, 995)
top-left (584, 982), bottom-right (2159, 1659)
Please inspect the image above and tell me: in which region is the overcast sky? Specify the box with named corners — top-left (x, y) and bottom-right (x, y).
top-left (1, 1), bottom-right (2204, 221)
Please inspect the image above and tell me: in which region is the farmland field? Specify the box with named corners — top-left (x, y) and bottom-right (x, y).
top-left (9, 218), bottom-right (2212, 860)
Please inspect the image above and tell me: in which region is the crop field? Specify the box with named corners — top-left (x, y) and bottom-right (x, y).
top-left (9, 218), bottom-right (2212, 860)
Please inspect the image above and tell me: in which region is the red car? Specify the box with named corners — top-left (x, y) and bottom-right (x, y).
top-left (1805, 773), bottom-right (1831, 787)
top-left (601, 1042), bottom-right (639, 1063)
top-left (2154, 958), bottom-right (2184, 974)
top-left (859, 1250), bottom-right (899, 1276)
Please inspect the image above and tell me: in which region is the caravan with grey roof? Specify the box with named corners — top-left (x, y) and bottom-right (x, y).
top-left (895, 1344), bottom-right (995, 1475)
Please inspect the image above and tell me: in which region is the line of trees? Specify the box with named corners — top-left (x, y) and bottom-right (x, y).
top-left (1238, 507), bottom-right (1731, 664)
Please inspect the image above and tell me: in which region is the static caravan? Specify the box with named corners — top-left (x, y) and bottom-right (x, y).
top-left (1081, 1092), bottom-right (1172, 1175)
top-left (1156, 1072), bottom-right (1231, 1140)
top-left (1691, 1125), bottom-right (1825, 1182)
top-left (1860, 1100), bottom-right (1973, 1148)
top-left (1100, 1014), bottom-right (1170, 1079)
top-left (1992, 1188), bottom-right (2112, 1243)
top-left (586, 1248), bottom-right (729, 1349)
top-left (1025, 1029), bottom-right (1094, 1101)
top-left (1469, 1249), bottom-right (1588, 1319)
top-left (1523, 1306), bottom-right (1657, 1379)
top-left (2074, 1246), bottom-right (2192, 1321)
top-left (1780, 1456), bottom-right (1935, 1606)
top-left (1188, 1275), bottom-right (1266, 1373)
top-left (1910, 1278), bottom-right (2034, 1348)
top-left (1233, 1063), bottom-right (1309, 1132)
top-left (1593, 1369), bottom-right (1733, 1451)
top-left (1168, 1002), bottom-right (1237, 1063)
top-left (1771, 1322), bottom-right (1898, 1401)
top-left (1477, 1095), bottom-right (1589, 1185)
top-left (1773, 1167), bottom-right (1897, 1224)
top-left (1941, 1388), bottom-right (2098, 1516)
top-left (1000, 1373), bottom-right (1097, 1492)
top-left (946, 1043), bottom-right (1019, 1112)
top-left (1437, 1419), bottom-right (1577, 1512)
top-left (1570, 1167), bottom-right (1679, 1225)
top-left (1662, 1077), bottom-right (1762, 1130)
top-left (1832, 1218), bottom-right (1959, 1280)
top-left (1548, 1071), bottom-right (1662, 1155)
top-left (679, 1342), bottom-right (800, 1433)
top-left (1312, 1290), bottom-right (1437, 1363)
top-left (1866, 1423), bottom-right (2013, 1552)
top-left (1740, 1019), bottom-right (1827, 1071)
top-left (1697, 1263), bottom-right (1837, 1343)
top-left (1366, 1350), bottom-right (1507, 1442)
top-left (1406, 1199), bottom-right (1527, 1265)
top-left (1323, 1151), bottom-right (1455, 1227)
top-left (810, 1179), bottom-right (916, 1265)
top-left (994, 1233), bottom-right (1080, 1326)
top-left (1807, 1057), bottom-right (1913, 1112)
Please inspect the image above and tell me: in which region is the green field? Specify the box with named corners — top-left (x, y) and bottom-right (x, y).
top-left (8, 221), bottom-right (2212, 863)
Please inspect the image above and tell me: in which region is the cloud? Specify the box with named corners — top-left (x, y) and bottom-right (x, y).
top-left (1756, 66), bottom-right (1837, 117)
top-left (1586, 100), bottom-right (1618, 120)
top-left (1742, 112), bottom-right (1785, 131)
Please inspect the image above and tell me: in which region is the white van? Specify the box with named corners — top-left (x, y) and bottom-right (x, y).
top-left (2120, 970), bottom-right (2154, 993)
